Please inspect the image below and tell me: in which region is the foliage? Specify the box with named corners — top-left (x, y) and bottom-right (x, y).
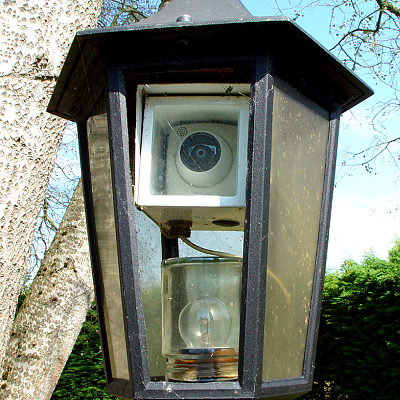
top-left (51, 305), bottom-right (117, 400)
top-left (300, 239), bottom-right (400, 399)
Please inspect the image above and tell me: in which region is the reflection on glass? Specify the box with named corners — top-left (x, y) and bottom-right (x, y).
top-left (87, 111), bottom-right (129, 380)
top-left (262, 78), bottom-right (330, 380)
top-left (162, 257), bottom-right (241, 382)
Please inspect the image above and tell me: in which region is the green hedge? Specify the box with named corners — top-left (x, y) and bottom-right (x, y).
top-left (301, 240), bottom-right (400, 399)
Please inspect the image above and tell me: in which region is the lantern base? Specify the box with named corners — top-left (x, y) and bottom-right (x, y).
top-left (165, 347), bottom-right (238, 382)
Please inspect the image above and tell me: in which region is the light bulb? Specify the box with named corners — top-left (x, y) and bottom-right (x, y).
top-left (178, 296), bottom-right (232, 349)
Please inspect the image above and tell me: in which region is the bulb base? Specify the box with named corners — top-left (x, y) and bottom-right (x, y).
top-left (165, 347), bottom-right (238, 382)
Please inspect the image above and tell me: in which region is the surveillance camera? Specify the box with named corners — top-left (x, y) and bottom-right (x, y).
top-left (176, 129), bottom-right (233, 188)
top-left (166, 122), bottom-right (236, 195)
top-left (135, 84), bottom-right (249, 230)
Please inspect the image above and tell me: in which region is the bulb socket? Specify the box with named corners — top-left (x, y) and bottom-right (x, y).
top-left (165, 347), bottom-right (238, 382)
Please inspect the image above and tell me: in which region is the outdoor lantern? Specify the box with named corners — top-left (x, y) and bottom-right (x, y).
top-left (47, 0), bottom-right (373, 399)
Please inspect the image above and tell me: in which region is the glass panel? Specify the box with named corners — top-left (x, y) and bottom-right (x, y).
top-left (131, 85), bottom-right (247, 381)
top-left (262, 78), bottom-right (330, 380)
top-left (87, 108), bottom-right (130, 380)
top-left (134, 208), bottom-right (165, 378)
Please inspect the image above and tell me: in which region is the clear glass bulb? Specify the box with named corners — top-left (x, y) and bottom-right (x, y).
top-left (178, 296), bottom-right (232, 349)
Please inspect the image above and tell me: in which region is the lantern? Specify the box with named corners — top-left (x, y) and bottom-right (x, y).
top-left (47, 0), bottom-right (372, 398)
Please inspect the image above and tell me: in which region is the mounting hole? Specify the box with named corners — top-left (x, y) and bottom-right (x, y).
top-left (212, 219), bottom-right (240, 227)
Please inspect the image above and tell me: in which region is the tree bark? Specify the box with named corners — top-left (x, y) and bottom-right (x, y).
top-left (0, 180), bottom-right (94, 400)
top-left (0, 0), bottom-right (102, 365)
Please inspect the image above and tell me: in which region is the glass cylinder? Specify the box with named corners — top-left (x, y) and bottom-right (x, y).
top-left (161, 257), bottom-right (242, 382)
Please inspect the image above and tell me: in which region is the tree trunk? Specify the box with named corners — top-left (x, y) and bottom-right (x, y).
top-left (0, 0), bottom-right (102, 365)
top-left (0, 180), bottom-right (94, 400)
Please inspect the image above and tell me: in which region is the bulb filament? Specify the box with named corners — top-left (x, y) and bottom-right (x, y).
top-left (197, 309), bottom-right (211, 347)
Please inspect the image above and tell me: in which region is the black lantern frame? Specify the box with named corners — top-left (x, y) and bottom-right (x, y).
top-left (48, 2), bottom-right (372, 399)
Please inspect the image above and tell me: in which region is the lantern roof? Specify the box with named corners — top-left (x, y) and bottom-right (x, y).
top-left (47, 1), bottom-right (373, 121)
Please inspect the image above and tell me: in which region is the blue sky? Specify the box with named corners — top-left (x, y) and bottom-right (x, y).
top-left (242, 0), bottom-right (400, 268)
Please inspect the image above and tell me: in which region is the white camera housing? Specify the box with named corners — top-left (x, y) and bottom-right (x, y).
top-left (135, 84), bottom-right (250, 231)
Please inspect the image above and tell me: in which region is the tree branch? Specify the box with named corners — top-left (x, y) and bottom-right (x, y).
top-left (376, 0), bottom-right (400, 18)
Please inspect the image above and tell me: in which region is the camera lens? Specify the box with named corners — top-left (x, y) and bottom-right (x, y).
top-left (180, 132), bottom-right (221, 172)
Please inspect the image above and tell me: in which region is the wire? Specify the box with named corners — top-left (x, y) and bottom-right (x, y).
top-left (179, 236), bottom-right (241, 258)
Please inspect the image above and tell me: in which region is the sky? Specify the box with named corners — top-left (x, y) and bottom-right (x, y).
top-left (242, 0), bottom-right (399, 269)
